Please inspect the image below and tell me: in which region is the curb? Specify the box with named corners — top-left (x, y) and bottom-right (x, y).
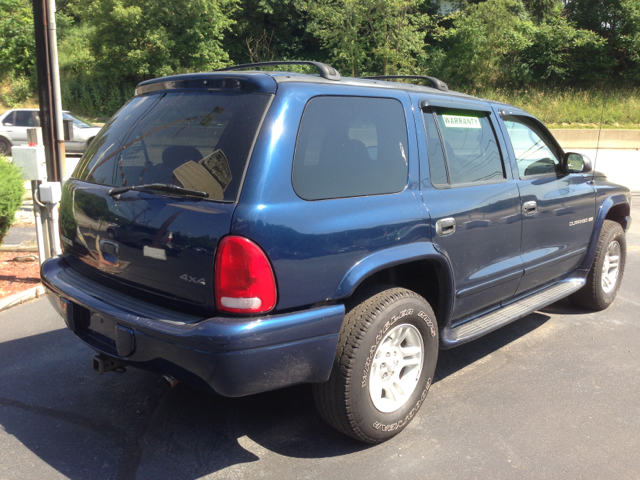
top-left (0, 284), bottom-right (45, 312)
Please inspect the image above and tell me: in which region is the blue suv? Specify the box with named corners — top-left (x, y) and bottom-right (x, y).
top-left (42, 61), bottom-right (631, 443)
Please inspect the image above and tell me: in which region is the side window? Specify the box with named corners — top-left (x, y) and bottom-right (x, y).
top-left (14, 111), bottom-right (37, 127)
top-left (423, 111), bottom-right (448, 186)
top-left (2, 112), bottom-right (14, 126)
top-left (502, 116), bottom-right (561, 178)
top-left (293, 96), bottom-right (409, 200)
top-left (435, 109), bottom-right (505, 185)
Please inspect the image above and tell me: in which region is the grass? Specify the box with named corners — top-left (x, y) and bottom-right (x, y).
top-left (468, 87), bottom-right (640, 129)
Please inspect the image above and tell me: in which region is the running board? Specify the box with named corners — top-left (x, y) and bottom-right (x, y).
top-left (441, 278), bottom-right (585, 348)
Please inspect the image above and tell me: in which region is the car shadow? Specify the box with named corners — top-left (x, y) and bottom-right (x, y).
top-left (0, 310), bottom-right (551, 480)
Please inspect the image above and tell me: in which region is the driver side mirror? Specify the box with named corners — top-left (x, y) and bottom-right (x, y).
top-left (564, 152), bottom-right (593, 174)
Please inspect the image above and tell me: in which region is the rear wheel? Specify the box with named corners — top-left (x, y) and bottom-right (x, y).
top-left (571, 220), bottom-right (626, 310)
top-left (0, 137), bottom-right (11, 156)
top-left (313, 286), bottom-right (438, 443)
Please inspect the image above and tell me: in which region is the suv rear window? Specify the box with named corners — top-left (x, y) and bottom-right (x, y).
top-left (292, 96), bottom-right (409, 200)
top-left (74, 91), bottom-right (271, 202)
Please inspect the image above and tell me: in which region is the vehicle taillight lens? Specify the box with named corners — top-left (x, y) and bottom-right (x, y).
top-left (215, 236), bottom-right (277, 314)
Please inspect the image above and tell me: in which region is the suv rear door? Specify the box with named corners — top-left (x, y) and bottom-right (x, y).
top-left (60, 74), bottom-right (275, 315)
top-left (494, 107), bottom-right (596, 294)
top-left (414, 96), bottom-right (523, 323)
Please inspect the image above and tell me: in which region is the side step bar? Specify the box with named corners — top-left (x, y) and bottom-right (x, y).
top-left (442, 278), bottom-right (585, 348)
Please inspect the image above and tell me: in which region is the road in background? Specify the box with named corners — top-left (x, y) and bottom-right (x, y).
top-left (0, 211), bottom-right (638, 480)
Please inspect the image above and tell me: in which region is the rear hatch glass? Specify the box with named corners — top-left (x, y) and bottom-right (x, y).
top-left (63, 87), bottom-right (272, 314)
top-left (74, 89), bottom-right (272, 201)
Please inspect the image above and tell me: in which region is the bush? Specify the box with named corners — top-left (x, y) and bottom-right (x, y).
top-left (0, 74), bottom-right (33, 107)
top-left (0, 157), bottom-right (25, 245)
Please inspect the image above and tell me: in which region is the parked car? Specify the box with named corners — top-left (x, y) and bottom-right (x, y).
top-left (0, 108), bottom-right (101, 155)
top-left (41, 61), bottom-right (631, 443)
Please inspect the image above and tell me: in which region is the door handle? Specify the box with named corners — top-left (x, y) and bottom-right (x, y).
top-left (523, 200), bottom-right (537, 216)
top-left (436, 217), bottom-right (456, 236)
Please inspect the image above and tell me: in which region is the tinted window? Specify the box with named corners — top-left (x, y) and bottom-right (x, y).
top-left (435, 110), bottom-right (504, 185)
top-left (423, 111), bottom-right (448, 186)
top-left (502, 116), bottom-right (561, 178)
top-left (14, 111), bottom-right (38, 127)
top-left (74, 91), bottom-right (271, 202)
top-left (2, 112), bottom-right (14, 126)
top-left (293, 96), bottom-right (408, 200)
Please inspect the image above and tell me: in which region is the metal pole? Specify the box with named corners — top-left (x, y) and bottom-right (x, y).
top-left (31, 0), bottom-right (58, 182)
top-left (31, 181), bottom-right (49, 264)
top-left (46, 0), bottom-right (65, 182)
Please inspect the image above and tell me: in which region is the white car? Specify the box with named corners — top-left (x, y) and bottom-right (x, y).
top-left (0, 108), bottom-right (102, 156)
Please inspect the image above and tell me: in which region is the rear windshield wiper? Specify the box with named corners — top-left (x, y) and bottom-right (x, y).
top-left (108, 183), bottom-right (209, 198)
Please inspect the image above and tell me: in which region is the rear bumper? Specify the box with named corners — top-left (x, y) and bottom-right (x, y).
top-left (41, 256), bottom-right (344, 397)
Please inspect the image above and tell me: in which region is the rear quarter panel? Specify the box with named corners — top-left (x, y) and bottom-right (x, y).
top-left (233, 83), bottom-right (430, 311)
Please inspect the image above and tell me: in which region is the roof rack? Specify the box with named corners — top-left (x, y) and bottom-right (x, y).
top-left (360, 75), bottom-right (448, 92)
top-left (216, 61), bottom-right (341, 81)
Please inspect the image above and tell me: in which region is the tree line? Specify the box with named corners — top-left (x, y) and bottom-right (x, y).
top-left (1, 0), bottom-right (638, 116)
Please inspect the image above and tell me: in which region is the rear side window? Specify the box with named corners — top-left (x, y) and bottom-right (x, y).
top-left (14, 111), bottom-right (38, 127)
top-left (426, 109), bottom-right (504, 186)
top-left (293, 96), bottom-right (408, 200)
top-left (74, 91), bottom-right (271, 202)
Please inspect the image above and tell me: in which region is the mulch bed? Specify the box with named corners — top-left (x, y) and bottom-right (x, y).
top-left (0, 252), bottom-right (41, 299)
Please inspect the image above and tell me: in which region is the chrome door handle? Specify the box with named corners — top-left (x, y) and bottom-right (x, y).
top-left (523, 200), bottom-right (537, 216)
top-left (436, 217), bottom-right (456, 236)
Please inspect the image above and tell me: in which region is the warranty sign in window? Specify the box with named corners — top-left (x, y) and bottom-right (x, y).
top-left (442, 115), bottom-right (482, 129)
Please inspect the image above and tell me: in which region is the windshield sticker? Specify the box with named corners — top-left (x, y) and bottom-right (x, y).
top-left (442, 115), bottom-right (482, 129)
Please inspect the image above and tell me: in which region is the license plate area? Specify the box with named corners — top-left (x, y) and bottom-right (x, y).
top-left (76, 310), bottom-right (119, 356)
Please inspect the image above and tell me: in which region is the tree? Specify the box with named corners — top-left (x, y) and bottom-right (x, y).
top-left (522, 0), bottom-right (561, 21)
top-left (566, 0), bottom-right (640, 80)
top-left (0, 0), bottom-right (35, 80)
top-left (299, 0), bottom-right (431, 77)
top-left (69, 0), bottom-right (239, 81)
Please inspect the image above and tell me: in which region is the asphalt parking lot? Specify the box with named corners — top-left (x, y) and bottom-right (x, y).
top-left (1, 202), bottom-right (638, 480)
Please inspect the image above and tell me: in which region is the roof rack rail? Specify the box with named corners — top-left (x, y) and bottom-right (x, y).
top-left (216, 61), bottom-right (341, 81)
top-left (361, 75), bottom-right (448, 92)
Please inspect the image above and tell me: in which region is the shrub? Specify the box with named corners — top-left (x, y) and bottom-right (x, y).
top-left (0, 157), bottom-right (25, 245)
top-left (0, 74), bottom-right (33, 107)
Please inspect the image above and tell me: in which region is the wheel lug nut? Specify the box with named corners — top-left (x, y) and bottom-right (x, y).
top-left (386, 352), bottom-right (391, 357)
top-left (381, 363), bottom-right (386, 368)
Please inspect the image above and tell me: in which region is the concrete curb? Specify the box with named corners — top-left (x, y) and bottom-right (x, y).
top-left (0, 284), bottom-right (45, 312)
top-left (550, 129), bottom-right (640, 149)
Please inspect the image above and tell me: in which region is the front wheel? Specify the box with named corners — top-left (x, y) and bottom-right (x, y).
top-left (571, 220), bottom-right (626, 311)
top-left (313, 286), bottom-right (438, 443)
top-left (0, 137), bottom-right (11, 156)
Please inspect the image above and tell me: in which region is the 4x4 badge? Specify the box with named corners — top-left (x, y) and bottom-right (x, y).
top-left (180, 274), bottom-right (206, 285)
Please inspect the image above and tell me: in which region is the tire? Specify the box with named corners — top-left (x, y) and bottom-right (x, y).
top-left (313, 286), bottom-right (438, 443)
top-left (0, 137), bottom-right (11, 156)
top-left (571, 220), bottom-right (626, 311)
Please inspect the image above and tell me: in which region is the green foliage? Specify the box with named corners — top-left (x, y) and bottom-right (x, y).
top-left (67, 0), bottom-right (239, 81)
top-left (225, 0), bottom-right (317, 63)
top-left (0, 157), bottom-right (25, 245)
top-left (0, 0), bottom-right (35, 80)
top-left (299, 0), bottom-right (430, 76)
top-left (471, 87), bottom-right (640, 126)
top-left (566, 0), bottom-right (640, 81)
top-left (0, 74), bottom-right (33, 107)
top-left (433, 0), bottom-right (532, 88)
top-left (431, 0), bottom-right (616, 89)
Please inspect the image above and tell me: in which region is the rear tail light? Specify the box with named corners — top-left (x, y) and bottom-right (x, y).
top-left (215, 236), bottom-right (277, 314)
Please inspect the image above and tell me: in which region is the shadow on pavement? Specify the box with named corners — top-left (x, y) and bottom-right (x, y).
top-left (0, 309), bottom-right (550, 480)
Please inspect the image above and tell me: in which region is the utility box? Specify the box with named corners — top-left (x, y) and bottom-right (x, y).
top-left (39, 182), bottom-right (62, 204)
top-left (11, 145), bottom-right (48, 181)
